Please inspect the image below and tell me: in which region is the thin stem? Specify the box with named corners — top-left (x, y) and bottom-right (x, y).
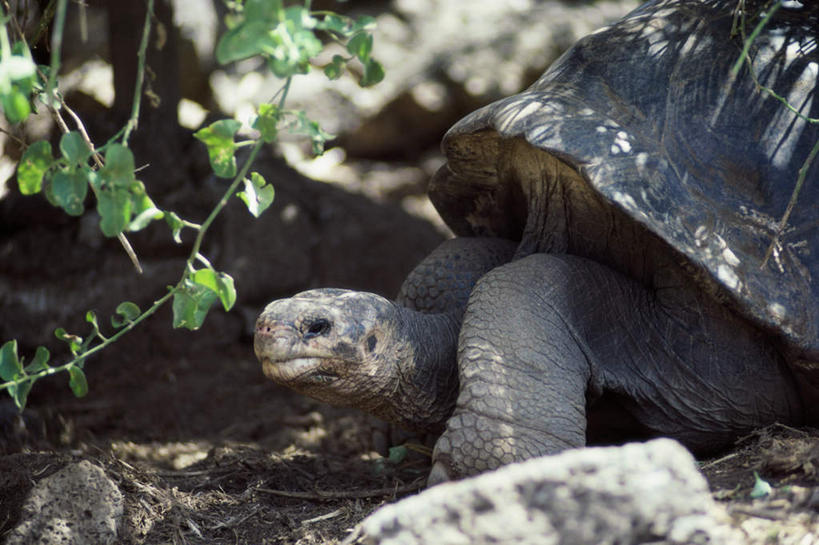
top-left (0, 15), bottom-right (11, 57)
top-left (31, 0), bottom-right (57, 46)
top-left (123, 0), bottom-right (155, 144)
top-left (187, 77), bottom-right (292, 269)
top-left (0, 291), bottom-right (174, 391)
top-left (731, 1), bottom-right (780, 75)
top-left (762, 138), bottom-right (819, 267)
top-left (187, 139), bottom-right (265, 265)
top-left (731, 0), bottom-right (818, 268)
top-left (45, 0), bottom-right (67, 107)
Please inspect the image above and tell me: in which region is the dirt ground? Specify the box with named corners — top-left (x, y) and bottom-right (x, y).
top-left (0, 312), bottom-right (429, 545)
top-left (2, 312), bottom-right (819, 544)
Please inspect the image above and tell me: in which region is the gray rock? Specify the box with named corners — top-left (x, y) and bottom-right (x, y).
top-left (5, 460), bottom-right (124, 545)
top-left (353, 439), bottom-right (739, 545)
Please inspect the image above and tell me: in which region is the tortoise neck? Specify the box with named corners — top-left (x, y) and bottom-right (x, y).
top-left (379, 307), bottom-right (461, 434)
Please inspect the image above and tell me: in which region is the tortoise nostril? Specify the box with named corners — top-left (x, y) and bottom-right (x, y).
top-left (304, 319), bottom-right (331, 340)
top-left (255, 322), bottom-right (279, 336)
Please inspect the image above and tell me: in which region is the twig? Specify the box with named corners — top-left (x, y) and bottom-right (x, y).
top-left (123, 0), bottom-right (155, 144)
top-left (0, 125), bottom-right (27, 147)
top-left (257, 480), bottom-right (425, 500)
top-left (204, 506), bottom-right (261, 530)
top-left (730, 1), bottom-right (819, 269)
top-left (762, 139), bottom-right (819, 268)
top-left (30, 0), bottom-right (57, 46)
top-left (729, 506), bottom-right (786, 521)
top-left (730, 0), bottom-right (780, 76)
top-left (700, 451), bottom-right (740, 470)
top-left (45, 0), bottom-right (66, 107)
top-left (301, 508), bottom-right (344, 525)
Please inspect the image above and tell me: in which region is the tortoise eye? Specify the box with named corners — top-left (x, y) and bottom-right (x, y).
top-left (304, 318), bottom-right (331, 340)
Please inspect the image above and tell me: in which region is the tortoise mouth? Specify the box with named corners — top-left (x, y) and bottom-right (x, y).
top-left (262, 357), bottom-right (339, 384)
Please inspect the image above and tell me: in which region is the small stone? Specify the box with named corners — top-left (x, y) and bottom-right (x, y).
top-left (5, 460), bottom-right (124, 545)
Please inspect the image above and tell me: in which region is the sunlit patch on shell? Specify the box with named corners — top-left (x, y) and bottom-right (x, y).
top-left (635, 152), bottom-right (650, 169)
top-left (611, 191), bottom-right (639, 213)
top-left (717, 264), bottom-right (739, 290)
top-left (610, 131), bottom-right (632, 155)
top-left (494, 98), bottom-right (545, 131)
top-left (767, 303), bottom-right (786, 321)
top-left (722, 247), bottom-right (740, 267)
top-left (694, 225), bottom-right (708, 247)
top-left (528, 124), bottom-right (555, 144)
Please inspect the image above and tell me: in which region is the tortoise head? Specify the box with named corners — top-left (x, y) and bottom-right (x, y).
top-left (254, 289), bottom-right (405, 410)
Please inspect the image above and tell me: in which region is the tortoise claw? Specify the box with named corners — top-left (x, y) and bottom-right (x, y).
top-left (427, 458), bottom-right (454, 487)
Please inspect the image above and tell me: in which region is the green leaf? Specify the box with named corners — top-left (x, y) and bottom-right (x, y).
top-left (291, 111), bottom-right (333, 155)
top-left (51, 168), bottom-right (89, 216)
top-left (253, 103), bottom-right (279, 143)
top-left (191, 269), bottom-right (218, 292)
top-left (237, 172), bottom-right (275, 217)
top-left (172, 280), bottom-right (219, 330)
top-left (85, 311), bottom-right (100, 340)
top-left (91, 146), bottom-right (136, 237)
top-left (265, 24), bottom-right (323, 78)
top-left (55, 328), bottom-right (83, 355)
top-left (24, 346), bottom-right (50, 373)
top-left (95, 184), bottom-right (131, 237)
top-left (318, 14), bottom-right (348, 35)
top-left (127, 181), bottom-right (163, 231)
top-left (191, 269), bottom-right (237, 311)
top-left (352, 15), bottom-right (377, 33)
top-left (0, 340), bottom-right (22, 381)
top-left (216, 20), bottom-right (276, 64)
top-left (9, 379), bottom-right (32, 410)
top-left (2, 88), bottom-right (31, 123)
top-left (215, 273), bottom-right (237, 311)
top-left (112, 301), bottom-right (141, 328)
top-left (68, 367), bottom-right (89, 398)
top-left (361, 58), bottom-right (384, 87)
top-left (750, 471), bottom-right (772, 499)
top-left (17, 140), bottom-right (53, 195)
top-left (59, 131), bottom-right (89, 166)
top-left (129, 206), bottom-right (163, 231)
top-left (165, 212), bottom-right (185, 243)
top-left (244, 0), bottom-right (283, 23)
top-left (346, 32), bottom-right (372, 62)
top-left (90, 163), bottom-right (133, 237)
top-left (283, 5), bottom-right (316, 30)
top-left (323, 55), bottom-right (345, 80)
top-left (100, 144), bottom-right (136, 187)
top-left (194, 119), bottom-right (241, 178)
top-left (388, 445), bottom-right (408, 464)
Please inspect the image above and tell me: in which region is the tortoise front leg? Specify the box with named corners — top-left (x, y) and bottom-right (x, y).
top-left (429, 254), bottom-right (594, 484)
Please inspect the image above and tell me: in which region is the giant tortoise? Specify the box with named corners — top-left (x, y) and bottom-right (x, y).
top-left (254, 0), bottom-right (819, 485)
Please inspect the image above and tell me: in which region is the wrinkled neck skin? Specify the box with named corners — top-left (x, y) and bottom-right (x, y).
top-left (375, 306), bottom-right (461, 434)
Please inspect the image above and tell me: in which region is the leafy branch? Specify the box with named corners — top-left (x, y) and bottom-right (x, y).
top-left (731, 0), bottom-right (818, 267)
top-left (0, 0), bottom-right (385, 410)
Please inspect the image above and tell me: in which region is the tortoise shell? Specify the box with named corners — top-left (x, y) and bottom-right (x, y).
top-left (430, 0), bottom-right (819, 359)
